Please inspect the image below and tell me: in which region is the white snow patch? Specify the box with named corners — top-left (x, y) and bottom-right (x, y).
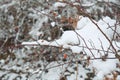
top-left (92, 59), bottom-right (119, 80)
top-left (53, 2), bottom-right (66, 9)
top-left (76, 16), bottom-right (92, 30)
top-left (51, 22), bottom-right (56, 27)
top-left (55, 31), bottom-right (80, 45)
top-left (70, 46), bottom-right (82, 53)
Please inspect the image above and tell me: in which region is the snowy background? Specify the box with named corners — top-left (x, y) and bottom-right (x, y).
top-left (0, 0), bottom-right (120, 80)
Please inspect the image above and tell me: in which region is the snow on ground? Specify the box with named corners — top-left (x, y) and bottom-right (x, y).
top-left (22, 16), bottom-right (120, 80)
top-left (0, 16), bottom-right (119, 80)
top-left (0, 0), bottom-right (120, 80)
top-left (92, 59), bottom-right (118, 79)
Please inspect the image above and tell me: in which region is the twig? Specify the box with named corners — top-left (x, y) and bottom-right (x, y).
top-left (73, 30), bottom-right (96, 58)
top-left (45, 57), bottom-right (117, 70)
top-left (76, 61), bottom-right (78, 80)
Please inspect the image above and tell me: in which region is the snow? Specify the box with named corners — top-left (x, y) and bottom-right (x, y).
top-left (53, 2), bottom-right (66, 9)
top-left (0, 1), bottom-right (120, 79)
top-left (0, 0), bottom-right (120, 79)
top-left (0, 0), bottom-right (17, 10)
top-left (98, 0), bottom-right (120, 4)
top-left (24, 16), bottom-right (119, 50)
top-left (23, 16), bottom-right (119, 53)
top-left (56, 30), bottom-right (80, 45)
top-left (0, 71), bottom-right (8, 77)
top-left (0, 59), bottom-right (5, 65)
top-left (76, 16), bottom-right (91, 30)
top-left (22, 16), bottom-right (120, 79)
top-left (7, 73), bottom-right (18, 80)
top-left (8, 15), bottom-right (14, 24)
top-left (22, 16), bottom-right (119, 51)
top-left (81, 2), bottom-right (95, 7)
top-left (70, 46), bottom-right (82, 53)
top-left (51, 22), bottom-right (56, 27)
top-left (92, 59), bottom-right (119, 79)
top-left (29, 16), bottom-right (48, 39)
